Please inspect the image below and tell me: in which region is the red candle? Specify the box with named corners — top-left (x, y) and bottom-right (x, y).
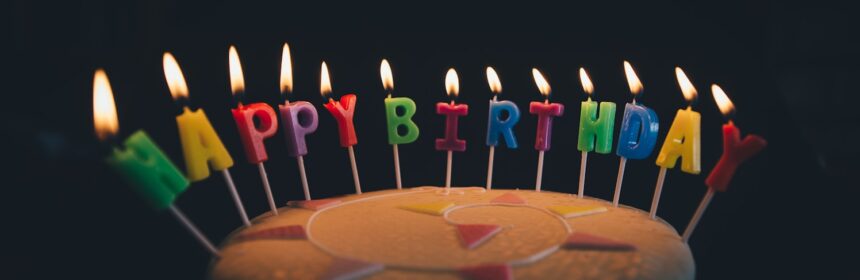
top-left (323, 93), bottom-right (358, 148)
top-left (435, 101), bottom-right (469, 152)
top-left (705, 85), bottom-right (766, 192)
top-left (530, 68), bottom-right (563, 191)
top-left (232, 103), bottom-right (279, 163)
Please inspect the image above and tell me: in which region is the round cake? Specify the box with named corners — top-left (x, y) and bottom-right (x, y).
top-left (210, 187), bottom-right (694, 280)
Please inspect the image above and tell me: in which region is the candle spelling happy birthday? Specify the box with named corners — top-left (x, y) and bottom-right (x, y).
top-left (576, 67), bottom-right (616, 198)
top-left (530, 68), bottom-right (564, 191)
top-left (320, 61), bottom-right (363, 194)
top-left (650, 67), bottom-right (702, 219)
top-left (279, 43), bottom-right (319, 200)
top-left (485, 67), bottom-right (520, 190)
top-left (436, 68), bottom-right (468, 191)
top-left (381, 59), bottom-right (420, 190)
top-left (163, 52), bottom-right (251, 227)
top-left (94, 69), bottom-right (219, 256)
top-left (228, 45), bottom-right (280, 215)
top-left (612, 61), bottom-right (660, 207)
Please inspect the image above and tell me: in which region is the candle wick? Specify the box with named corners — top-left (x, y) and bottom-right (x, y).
top-left (543, 98), bottom-right (549, 104)
top-left (492, 95), bottom-right (497, 101)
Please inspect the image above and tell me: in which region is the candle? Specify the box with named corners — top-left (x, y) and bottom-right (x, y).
top-left (485, 67), bottom-right (520, 190)
top-left (529, 68), bottom-right (564, 191)
top-left (381, 59), bottom-right (419, 190)
top-left (612, 61), bottom-right (660, 207)
top-left (576, 67), bottom-right (616, 198)
top-left (163, 52), bottom-right (250, 226)
top-left (320, 61), bottom-right (362, 194)
top-left (650, 67), bottom-right (701, 219)
top-left (682, 84), bottom-right (766, 243)
top-left (278, 43), bottom-right (318, 200)
top-left (228, 45), bottom-right (280, 215)
top-left (436, 68), bottom-right (468, 191)
top-left (93, 69), bottom-right (219, 256)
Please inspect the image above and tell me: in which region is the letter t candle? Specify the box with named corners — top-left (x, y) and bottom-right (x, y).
top-left (436, 68), bottom-right (468, 191)
top-left (320, 61), bottom-right (363, 194)
top-left (529, 68), bottom-right (564, 191)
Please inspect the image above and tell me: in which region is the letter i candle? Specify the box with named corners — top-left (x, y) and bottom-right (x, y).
top-left (529, 68), bottom-right (564, 191)
top-left (279, 43), bottom-right (319, 200)
top-left (650, 67), bottom-right (702, 219)
top-left (227, 46), bottom-right (280, 215)
top-left (613, 61), bottom-right (660, 207)
top-left (436, 68), bottom-right (468, 191)
top-left (94, 69), bottom-right (219, 256)
top-left (319, 62), bottom-right (363, 194)
top-left (576, 67), bottom-right (616, 198)
top-left (682, 85), bottom-right (766, 242)
top-left (162, 52), bottom-right (251, 227)
top-left (484, 67), bottom-right (520, 190)
top-left (381, 59), bottom-right (419, 189)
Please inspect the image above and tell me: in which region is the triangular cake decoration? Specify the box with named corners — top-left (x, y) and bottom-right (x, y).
top-left (288, 198), bottom-right (342, 211)
top-left (459, 263), bottom-right (513, 280)
top-left (399, 201), bottom-right (455, 216)
top-left (547, 205), bottom-right (607, 218)
top-left (456, 224), bottom-right (502, 249)
top-left (490, 193), bottom-right (527, 204)
top-left (235, 225), bottom-right (307, 241)
top-left (321, 257), bottom-right (384, 280)
top-left (563, 232), bottom-right (637, 251)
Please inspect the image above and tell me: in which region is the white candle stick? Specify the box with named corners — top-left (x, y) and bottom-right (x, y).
top-left (535, 151), bottom-right (545, 192)
top-left (393, 144), bottom-right (402, 190)
top-left (296, 156), bottom-right (311, 200)
top-left (649, 167), bottom-right (668, 219)
top-left (347, 146), bottom-right (362, 194)
top-left (612, 157), bottom-right (627, 207)
top-left (682, 188), bottom-right (715, 242)
top-left (578, 151), bottom-right (588, 198)
top-left (168, 205), bottom-right (220, 257)
top-left (486, 145), bottom-right (495, 190)
top-left (445, 150), bottom-right (453, 190)
top-left (221, 169), bottom-right (251, 226)
top-left (256, 163), bottom-right (278, 215)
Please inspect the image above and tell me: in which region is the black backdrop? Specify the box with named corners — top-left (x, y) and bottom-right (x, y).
top-left (5, 1), bottom-right (856, 279)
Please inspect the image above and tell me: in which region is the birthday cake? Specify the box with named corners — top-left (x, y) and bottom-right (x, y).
top-left (209, 187), bottom-right (694, 280)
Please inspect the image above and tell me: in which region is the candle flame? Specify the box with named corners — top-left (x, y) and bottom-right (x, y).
top-left (280, 43), bottom-right (293, 94)
top-left (445, 68), bottom-right (459, 98)
top-left (578, 67), bottom-right (594, 95)
top-left (320, 61), bottom-right (332, 98)
top-left (228, 45), bottom-right (245, 95)
top-left (675, 67), bottom-right (698, 103)
top-left (162, 52), bottom-right (189, 100)
top-left (711, 84), bottom-right (736, 117)
top-left (93, 69), bottom-right (119, 141)
top-left (486, 67), bottom-right (502, 94)
top-left (623, 61), bottom-right (643, 95)
top-left (380, 59), bottom-right (394, 92)
top-left (531, 68), bottom-right (551, 97)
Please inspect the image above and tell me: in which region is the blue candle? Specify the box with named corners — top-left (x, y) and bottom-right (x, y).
top-left (486, 99), bottom-right (521, 148)
top-left (616, 102), bottom-right (659, 159)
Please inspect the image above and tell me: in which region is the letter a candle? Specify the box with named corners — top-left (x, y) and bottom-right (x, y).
top-left (650, 67), bottom-right (702, 219)
top-left (279, 43), bottom-right (319, 200)
top-left (529, 68), bottom-right (564, 191)
top-left (228, 46), bottom-right (280, 215)
top-left (320, 61), bottom-right (363, 194)
top-left (94, 69), bottom-right (219, 256)
top-left (436, 68), bottom-right (468, 191)
top-left (613, 61), bottom-right (660, 207)
top-left (381, 59), bottom-right (419, 189)
top-left (576, 67), bottom-right (616, 198)
top-left (682, 84), bottom-right (766, 242)
top-left (163, 52), bottom-right (251, 226)
top-left (485, 67), bottom-right (520, 190)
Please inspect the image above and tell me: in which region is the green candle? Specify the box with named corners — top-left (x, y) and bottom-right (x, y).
top-left (384, 96), bottom-right (420, 144)
top-left (106, 130), bottom-right (190, 210)
top-left (577, 99), bottom-right (616, 154)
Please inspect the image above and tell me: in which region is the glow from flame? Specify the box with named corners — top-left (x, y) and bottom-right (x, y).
top-left (623, 61), bottom-right (643, 95)
top-left (532, 68), bottom-right (551, 97)
top-left (93, 69), bottom-right (119, 141)
top-left (162, 52), bottom-right (189, 100)
top-left (228, 45), bottom-right (245, 95)
top-left (486, 67), bottom-right (502, 94)
top-left (675, 67), bottom-right (698, 103)
top-left (711, 84), bottom-right (736, 117)
top-left (280, 43), bottom-right (293, 94)
top-left (320, 61), bottom-right (332, 98)
top-left (579, 67), bottom-right (594, 95)
top-left (380, 59), bottom-right (394, 92)
top-left (445, 68), bottom-right (459, 98)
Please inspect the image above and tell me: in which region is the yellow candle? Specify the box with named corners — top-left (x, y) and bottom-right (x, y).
top-left (655, 107), bottom-right (701, 174)
top-left (177, 107), bottom-right (234, 181)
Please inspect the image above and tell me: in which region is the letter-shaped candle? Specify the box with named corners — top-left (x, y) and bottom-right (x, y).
top-left (438, 68), bottom-right (468, 190)
top-left (319, 61), bottom-right (362, 194)
top-left (575, 68), bottom-right (615, 198)
top-left (487, 101), bottom-right (520, 148)
top-left (280, 102), bottom-right (319, 157)
top-left (232, 103), bottom-right (278, 163)
top-left (381, 59), bottom-right (419, 190)
top-left (529, 68), bottom-right (564, 191)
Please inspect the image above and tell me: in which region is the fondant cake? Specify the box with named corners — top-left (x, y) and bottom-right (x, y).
top-left (210, 187), bottom-right (694, 280)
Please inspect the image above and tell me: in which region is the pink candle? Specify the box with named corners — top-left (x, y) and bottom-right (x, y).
top-left (529, 102), bottom-right (564, 151)
top-left (435, 101), bottom-right (469, 152)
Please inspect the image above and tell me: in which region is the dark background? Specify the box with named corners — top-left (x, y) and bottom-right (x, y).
top-left (4, 0), bottom-right (856, 279)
